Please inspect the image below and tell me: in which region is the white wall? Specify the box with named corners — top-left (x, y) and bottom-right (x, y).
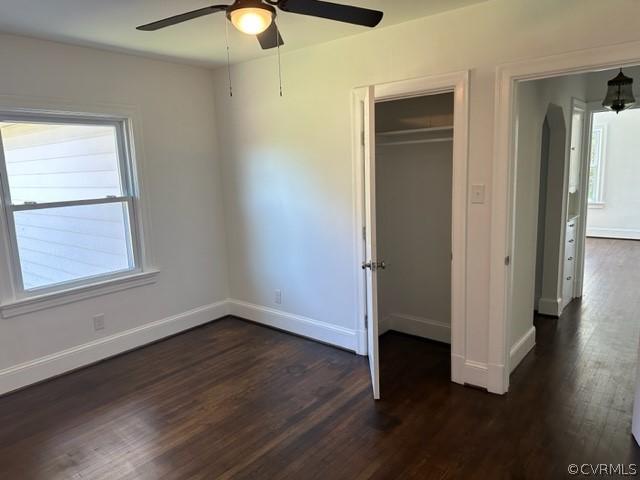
top-left (375, 95), bottom-right (453, 342)
top-left (212, 0), bottom-right (640, 383)
top-left (0, 34), bottom-right (229, 391)
top-left (511, 80), bottom-right (546, 350)
top-left (586, 109), bottom-right (640, 239)
top-left (535, 118), bottom-right (551, 306)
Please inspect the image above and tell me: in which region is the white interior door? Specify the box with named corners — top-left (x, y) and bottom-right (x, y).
top-left (363, 86), bottom-right (380, 400)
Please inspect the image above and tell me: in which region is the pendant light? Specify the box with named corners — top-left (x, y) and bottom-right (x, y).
top-left (602, 68), bottom-right (636, 114)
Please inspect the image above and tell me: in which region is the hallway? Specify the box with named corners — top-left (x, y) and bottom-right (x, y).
top-left (511, 237), bottom-right (640, 469)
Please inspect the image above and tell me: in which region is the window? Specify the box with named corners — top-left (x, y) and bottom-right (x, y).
top-left (0, 115), bottom-right (141, 295)
top-left (588, 124), bottom-right (606, 205)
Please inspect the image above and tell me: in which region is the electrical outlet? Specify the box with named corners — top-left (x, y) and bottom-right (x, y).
top-left (275, 289), bottom-right (282, 305)
top-left (93, 314), bottom-right (105, 331)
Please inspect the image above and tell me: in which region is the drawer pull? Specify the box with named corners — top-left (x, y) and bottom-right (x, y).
top-left (568, 256), bottom-right (574, 261)
top-left (566, 276), bottom-right (572, 281)
top-left (569, 223), bottom-right (575, 227)
top-left (568, 239), bottom-right (574, 243)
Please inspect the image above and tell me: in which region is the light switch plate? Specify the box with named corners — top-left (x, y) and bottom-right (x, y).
top-left (471, 184), bottom-right (486, 204)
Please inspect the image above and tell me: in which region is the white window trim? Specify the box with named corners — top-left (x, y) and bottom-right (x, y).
top-left (0, 269), bottom-right (159, 318)
top-left (587, 122), bottom-right (607, 207)
top-left (0, 98), bottom-right (157, 317)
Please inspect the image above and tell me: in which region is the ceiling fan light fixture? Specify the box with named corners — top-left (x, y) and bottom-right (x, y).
top-left (228, 2), bottom-right (275, 35)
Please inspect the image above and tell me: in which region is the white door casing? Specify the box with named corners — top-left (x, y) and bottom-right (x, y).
top-left (490, 39), bottom-right (640, 394)
top-left (353, 70), bottom-right (469, 395)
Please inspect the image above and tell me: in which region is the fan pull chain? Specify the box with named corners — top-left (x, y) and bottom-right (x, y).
top-left (276, 20), bottom-right (283, 97)
top-left (225, 19), bottom-right (233, 97)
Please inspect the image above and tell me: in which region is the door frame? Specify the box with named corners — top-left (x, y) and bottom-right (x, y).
top-left (571, 98), bottom-right (589, 301)
top-left (575, 100), bottom-right (608, 300)
top-left (352, 70), bottom-right (470, 386)
top-left (489, 39), bottom-right (640, 394)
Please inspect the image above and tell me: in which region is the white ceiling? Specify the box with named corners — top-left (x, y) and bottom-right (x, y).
top-left (0, 0), bottom-right (488, 67)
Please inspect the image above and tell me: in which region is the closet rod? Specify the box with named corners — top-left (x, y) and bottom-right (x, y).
top-left (377, 126), bottom-right (453, 136)
top-left (377, 137), bottom-right (453, 147)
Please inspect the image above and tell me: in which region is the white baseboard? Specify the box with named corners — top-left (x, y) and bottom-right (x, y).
top-left (487, 362), bottom-right (507, 394)
top-left (378, 317), bottom-right (392, 336)
top-left (510, 326), bottom-right (536, 373)
top-left (384, 313), bottom-right (451, 344)
top-left (587, 227), bottom-right (640, 240)
top-left (537, 297), bottom-right (561, 317)
top-left (0, 300), bottom-right (230, 396)
top-left (462, 360), bottom-right (488, 388)
top-left (227, 299), bottom-right (361, 353)
top-left (451, 353), bottom-right (465, 385)
top-left (451, 353), bottom-right (488, 389)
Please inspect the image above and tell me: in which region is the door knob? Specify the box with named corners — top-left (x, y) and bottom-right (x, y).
top-left (376, 261), bottom-right (387, 270)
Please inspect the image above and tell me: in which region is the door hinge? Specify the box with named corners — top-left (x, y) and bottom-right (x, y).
top-left (362, 261), bottom-right (376, 271)
top-left (362, 226), bottom-right (366, 240)
top-left (505, 255), bottom-right (511, 266)
top-left (361, 131), bottom-right (365, 146)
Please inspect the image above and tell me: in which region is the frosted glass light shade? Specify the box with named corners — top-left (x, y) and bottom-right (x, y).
top-left (229, 7), bottom-right (273, 35)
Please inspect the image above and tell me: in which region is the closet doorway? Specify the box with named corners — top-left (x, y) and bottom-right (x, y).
top-left (375, 94), bottom-right (454, 342)
top-left (353, 73), bottom-right (470, 400)
top-left (377, 92), bottom-right (454, 388)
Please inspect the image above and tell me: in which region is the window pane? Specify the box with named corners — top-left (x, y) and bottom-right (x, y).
top-left (0, 122), bottom-right (124, 204)
top-left (588, 129), bottom-right (600, 203)
top-left (588, 126), bottom-right (604, 204)
top-left (13, 202), bottom-right (135, 290)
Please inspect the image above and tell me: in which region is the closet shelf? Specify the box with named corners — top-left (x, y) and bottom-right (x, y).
top-left (377, 126), bottom-right (453, 137)
top-left (377, 137), bottom-right (453, 147)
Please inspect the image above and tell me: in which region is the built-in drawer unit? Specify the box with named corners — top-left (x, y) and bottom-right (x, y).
top-left (562, 272), bottom-right (574, 306)
top-left (562, 217), bottom-right (579, 310)
top-left (565, 241), bottom-right (576, 268)
top-left (566, 219), bottom-right (577, 243)
top-left (564, 257), bottom-right (575, 282)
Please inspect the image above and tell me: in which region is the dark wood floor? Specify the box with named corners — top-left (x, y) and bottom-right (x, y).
top-left (1, 238), bottom-right (639, 479)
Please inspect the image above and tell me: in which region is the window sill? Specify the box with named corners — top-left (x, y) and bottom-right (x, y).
top-left (0, 269), bottom-right (159, 319)
top-left (588, 202), bottom-right (606, 209)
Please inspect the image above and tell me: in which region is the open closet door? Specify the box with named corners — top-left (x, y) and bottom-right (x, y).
top-left (363, 86), bottom-right (380, 400)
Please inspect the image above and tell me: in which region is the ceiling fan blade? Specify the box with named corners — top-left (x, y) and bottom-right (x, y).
top-left (257, 22), bottom-right (285, 50)
top-left (137, 5), bottom-right (228, 31)
top-left (278, 0), bottom-right (383, 27)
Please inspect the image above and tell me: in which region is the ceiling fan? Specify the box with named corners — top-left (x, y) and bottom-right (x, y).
top-left (136, 0), bottom-right (384, 50)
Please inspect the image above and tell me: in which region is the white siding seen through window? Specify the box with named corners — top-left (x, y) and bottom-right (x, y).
top-left (0, 118), bottom-right (139, 292)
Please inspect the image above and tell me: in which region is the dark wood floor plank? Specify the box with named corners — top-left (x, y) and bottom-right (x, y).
top-left (0, 237), bottom-right (639, 479)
